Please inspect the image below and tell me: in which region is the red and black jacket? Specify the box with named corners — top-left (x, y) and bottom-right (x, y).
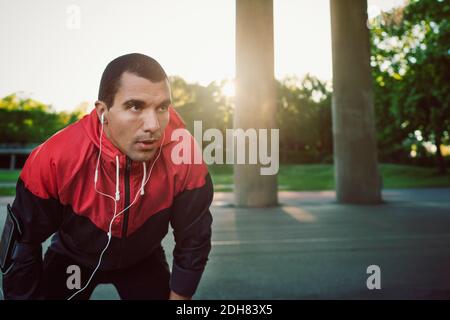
top-left (3, 107), bottom-right (213, 299)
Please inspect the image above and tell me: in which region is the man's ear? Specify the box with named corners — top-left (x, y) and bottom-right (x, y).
top-left (95, 100), bottom-right (108, 124)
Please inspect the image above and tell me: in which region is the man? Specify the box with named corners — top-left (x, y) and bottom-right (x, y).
top-left (0, 53), bottom-right (213, 300)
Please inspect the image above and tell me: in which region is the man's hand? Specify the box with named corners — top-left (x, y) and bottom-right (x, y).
top-left (169, 290), bottom-right (191, 300)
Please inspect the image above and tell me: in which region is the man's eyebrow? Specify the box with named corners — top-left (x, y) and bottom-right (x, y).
top-left (123, 99), bottom-right (146, 107)
top-left (122, 99), bottom-right (171, 108)
top-left (157, 99), bottom-right (171, 107)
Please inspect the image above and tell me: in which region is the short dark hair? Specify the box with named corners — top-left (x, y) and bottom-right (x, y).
top-left (98, 53), bottom-right (168, 108)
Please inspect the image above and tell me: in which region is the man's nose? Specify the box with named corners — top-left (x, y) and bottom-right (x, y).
top-left (142, 110), bottom-right (160, 133)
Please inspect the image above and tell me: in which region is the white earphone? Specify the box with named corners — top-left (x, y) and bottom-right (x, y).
top-left (67, 109), bottom-right (166, 300)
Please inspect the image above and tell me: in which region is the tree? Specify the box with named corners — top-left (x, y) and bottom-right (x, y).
top-left (370, 0), bottom-right (450, 173)
top-left (0, 94), bottom-right (83, 145)
top-left (276, 75), bottom-right (332, 163)
top-left (170, 75), bottom-right (333, 164)
top-left (170, 76), bottom-right (234, 133)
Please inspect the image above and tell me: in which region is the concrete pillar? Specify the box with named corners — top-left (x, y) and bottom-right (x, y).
top-left (234, 0), bottom-right (278, 207)
top-left (330, 0), bottom-right (382, 204)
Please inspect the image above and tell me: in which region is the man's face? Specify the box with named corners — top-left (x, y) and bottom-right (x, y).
top-left (99, 72), bottom-right (171, 162)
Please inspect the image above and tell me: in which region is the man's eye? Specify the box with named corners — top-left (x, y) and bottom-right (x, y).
top-left (158, 105), bottom-right (168, 112)
top-left (129, 104), bottom-right (141, 111)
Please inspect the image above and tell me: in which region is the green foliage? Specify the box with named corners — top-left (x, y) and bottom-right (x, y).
top-left (276, 75), bottom-right (333, 163)
top-left (0, 94), bottom-right (83, 145)
top-left (170, 76), bottom-right (233, 134)
top-left (170, 74), bottom-right (333, 164)
top-left (370, 0), bottom-right (450, 172)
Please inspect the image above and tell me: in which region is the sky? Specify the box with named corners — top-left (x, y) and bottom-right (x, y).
top-left (0, 0), bottom-right (405, 111)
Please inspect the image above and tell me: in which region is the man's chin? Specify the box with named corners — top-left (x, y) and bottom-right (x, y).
top-left (128, 150), bottom-right (157, 162)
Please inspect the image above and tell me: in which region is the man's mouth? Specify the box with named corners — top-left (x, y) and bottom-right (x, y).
top-left (136, 139), bottom-right (159, 150)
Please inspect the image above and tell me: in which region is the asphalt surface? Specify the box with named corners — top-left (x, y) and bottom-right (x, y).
top-left (1, 188), bottom-right (449, 300)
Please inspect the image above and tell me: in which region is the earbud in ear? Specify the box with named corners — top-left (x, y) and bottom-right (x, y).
top-left (101, 113), bottom-right (105, 124)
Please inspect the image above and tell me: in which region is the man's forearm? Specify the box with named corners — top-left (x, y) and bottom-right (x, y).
top-left (2, 242), bottom-right (44, 300)
top-left (3, 258), bottom-right (43, 299)
top-left (169, 290), bottom-right (191, 300)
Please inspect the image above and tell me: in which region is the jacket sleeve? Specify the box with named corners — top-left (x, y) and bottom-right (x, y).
top-left (169, 170), bottom-right (214, 297)
top-left (2, 146), bottom-right (63, 300)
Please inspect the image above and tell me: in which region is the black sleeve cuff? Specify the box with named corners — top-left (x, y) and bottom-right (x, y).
top-left (169, 262), bottom-right (205, 297)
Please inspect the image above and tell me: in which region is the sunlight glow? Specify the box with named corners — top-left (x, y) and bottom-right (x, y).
top-left (221, 80), bottom-right (235, 98)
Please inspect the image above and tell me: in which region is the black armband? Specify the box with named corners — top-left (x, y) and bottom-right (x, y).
top-left (0, 204), bottom-right (23, 273)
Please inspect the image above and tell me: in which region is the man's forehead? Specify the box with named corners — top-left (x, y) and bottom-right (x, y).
top-left (116, 72), bottom-right (171, 104)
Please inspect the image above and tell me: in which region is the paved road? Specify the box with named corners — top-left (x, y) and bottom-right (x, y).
top-left (1, 188), bottom-right (450, 299)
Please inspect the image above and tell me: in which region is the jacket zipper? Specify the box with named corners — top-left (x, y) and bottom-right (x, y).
top-left (122, 157), bottom-right (131, 238)
top-left (118, 157), bottom-right (131, 268)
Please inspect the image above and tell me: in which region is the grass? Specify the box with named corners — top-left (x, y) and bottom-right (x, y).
top-left (0, 187), bottom-right (15, 196)
top-left (1, 164), bottom-right (449, 195)
top-left (207, 164), bottom-right (450, 192)
top-left (0, 170), bottom-right (20, 182)
top-left (380, 164), bottom-right (450, 189)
